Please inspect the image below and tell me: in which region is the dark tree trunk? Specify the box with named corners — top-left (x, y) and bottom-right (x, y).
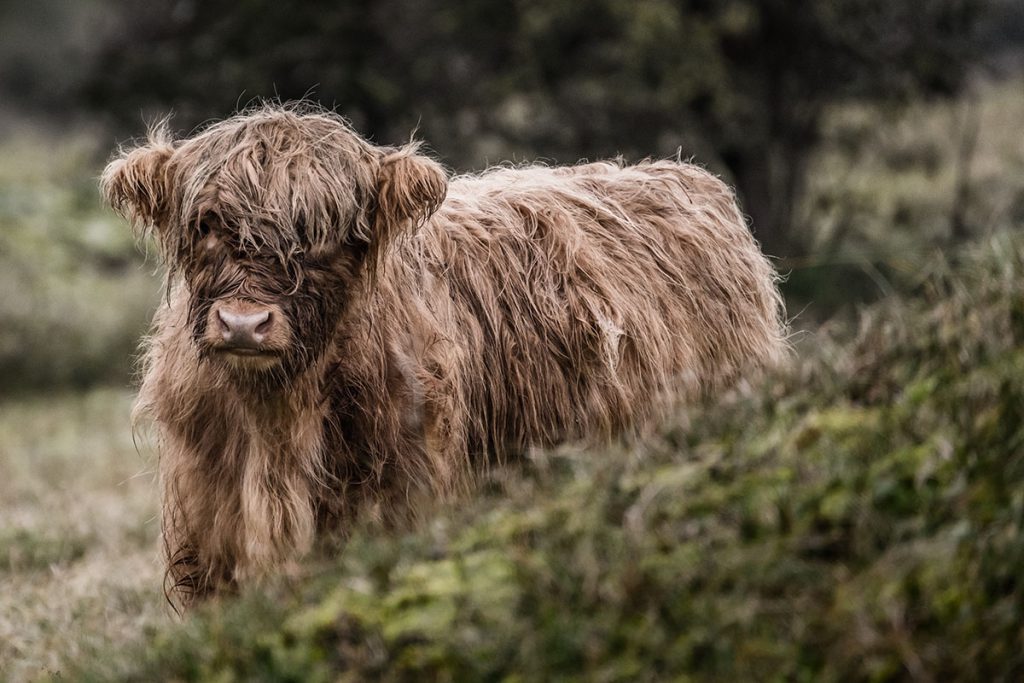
top-left (727, 144), bottom-right (807, 260)
top-left (950, 90), bottom-right (980, 243)
top-left (731, 151), bottom-right (781, 256)
top-left (723, 95), bottom-right (817, 261)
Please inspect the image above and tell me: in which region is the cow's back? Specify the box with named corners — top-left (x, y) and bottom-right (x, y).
top-left (360, 160), bottom-right (788, 461)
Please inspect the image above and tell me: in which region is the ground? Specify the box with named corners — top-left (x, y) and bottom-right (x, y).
top-left (0, 390), bottom-right (163, 681)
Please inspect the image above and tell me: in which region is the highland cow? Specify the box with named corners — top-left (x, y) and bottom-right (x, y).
top-left (101, 105), bottom-right (786, 608)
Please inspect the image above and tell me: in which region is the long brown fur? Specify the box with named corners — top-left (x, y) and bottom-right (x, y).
top-left (101, 104), bottom-right (787, 609)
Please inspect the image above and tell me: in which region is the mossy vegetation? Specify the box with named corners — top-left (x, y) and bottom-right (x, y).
top-left (69, 234), bottom-right (1024, 681)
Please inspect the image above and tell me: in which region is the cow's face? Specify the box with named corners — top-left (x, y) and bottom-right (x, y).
top-left (102, 107), bottom-right (447, 387)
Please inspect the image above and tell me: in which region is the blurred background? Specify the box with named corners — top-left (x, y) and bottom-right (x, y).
top-left (2, 0), bottom-right (1024, 677)
top-left (1, 0), bottom-right (1023, 393)
top-left (1, 0), bottom-right (1023, 392)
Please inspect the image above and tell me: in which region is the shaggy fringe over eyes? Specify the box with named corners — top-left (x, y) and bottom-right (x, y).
top-left (101, 104), bottom-right (449, 271)
top-left (106, 103), bottom-right (788, 611)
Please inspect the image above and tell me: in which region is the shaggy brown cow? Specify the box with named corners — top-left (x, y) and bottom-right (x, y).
top-left (102, 105), bottom-right (786, 608)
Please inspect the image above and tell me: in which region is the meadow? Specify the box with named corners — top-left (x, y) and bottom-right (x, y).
top-left (1, 78), bottom-right (1023, 680)
top-left (0, 390), bottom-right (162, 681)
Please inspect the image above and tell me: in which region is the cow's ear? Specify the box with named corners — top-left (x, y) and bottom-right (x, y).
top-left (101, 133), bottom-right (175, 238)
top-left (372, 143), bottom-right (447, 245)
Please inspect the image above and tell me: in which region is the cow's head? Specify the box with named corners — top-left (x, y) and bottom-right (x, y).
top-left (102, 106), bottom-right (447, 387)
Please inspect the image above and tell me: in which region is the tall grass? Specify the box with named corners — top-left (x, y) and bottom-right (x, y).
top-left (802, 79), bottom-right (1024, 259)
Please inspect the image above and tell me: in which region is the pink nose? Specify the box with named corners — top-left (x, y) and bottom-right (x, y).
top-left (216, 306), bottom-right (273, 348)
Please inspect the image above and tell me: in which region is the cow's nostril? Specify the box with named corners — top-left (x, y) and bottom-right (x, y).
top-left (255, 312), bottom-right (273, 336)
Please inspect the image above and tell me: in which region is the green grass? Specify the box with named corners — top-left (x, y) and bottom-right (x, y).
top-left (0, 389), bottom-right (163, 682)
top-left (60, 234), bottom-right (1024, 681)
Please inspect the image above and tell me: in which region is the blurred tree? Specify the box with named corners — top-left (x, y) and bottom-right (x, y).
top-left (83, 0), bottom-right (986, 254)
top-left (0, 0), bottom-right (114, 118)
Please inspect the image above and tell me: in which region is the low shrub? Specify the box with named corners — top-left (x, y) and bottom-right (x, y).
top-left (69, 233), bottom-right (1024, 681)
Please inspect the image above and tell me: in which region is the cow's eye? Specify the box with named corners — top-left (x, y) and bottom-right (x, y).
top-left (192, 221), bottom-right (221, 256)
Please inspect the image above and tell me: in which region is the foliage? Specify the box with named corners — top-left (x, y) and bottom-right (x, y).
top-left (82, 0), bottom-right (988, 252)
top-left (802, 79), bottom-right (1024, 258)
top-left (0, 129), bottom-right (156, 393)
top-left (783, 78), bottom-right (1024, 318)
top-left (69, 232), bottom-right (1024, 681)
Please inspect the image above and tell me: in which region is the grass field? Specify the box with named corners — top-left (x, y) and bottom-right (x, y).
top-left (0, 389), bottom-right (163, 681)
